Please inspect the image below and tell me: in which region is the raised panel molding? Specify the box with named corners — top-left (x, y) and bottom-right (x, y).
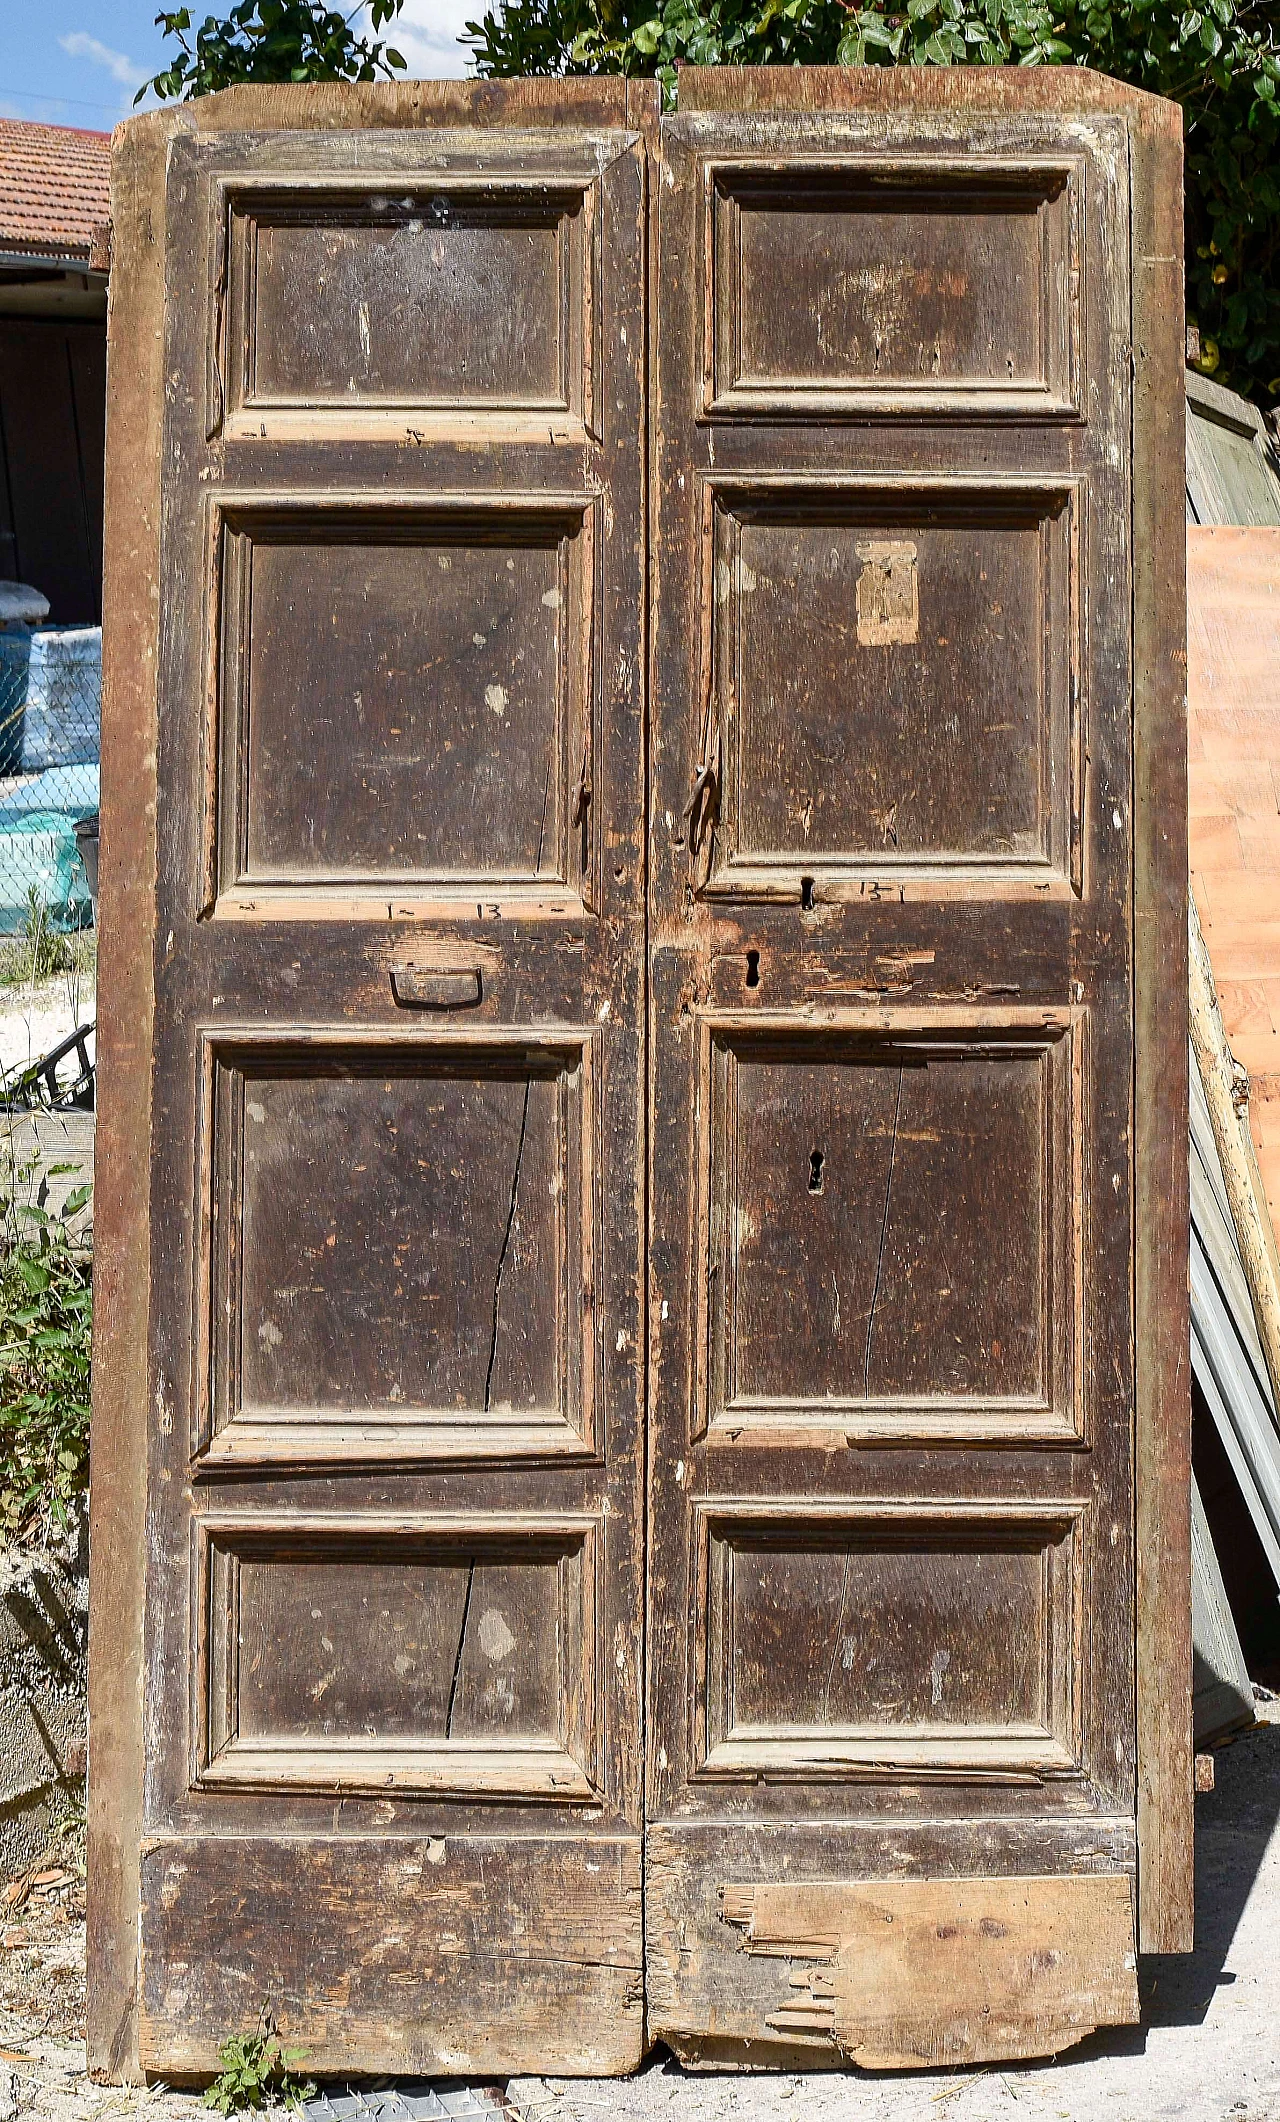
top-left (704, 154), bottom-right (1084, 422)
top-left (211, 164), bottom-right (605, 440)
top-left (192, 1026), bottom-right (600, 1469)
top-left (697, 477), bottom-right (1081, 900)
top-left (202, 494), bottom-right (599, 918)
top-left (693, 1008), bottom-right (1085, 1448)
top-left (693, 1500), bottom-right (1084, 1781)
top-left (193, 1511), bottom-right (600, 1799)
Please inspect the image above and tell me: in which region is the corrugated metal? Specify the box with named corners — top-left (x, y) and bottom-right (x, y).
top-left (1192, 1472), bottom-right (1255, 1744)
top-left (1190, 1043), bottom-right (1280, 1592)
top-left (1186, 370), bottom-right (1280, 527)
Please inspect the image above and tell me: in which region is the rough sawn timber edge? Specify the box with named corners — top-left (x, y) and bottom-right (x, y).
top-left (716, 1874), bottom-right (1139, 2069)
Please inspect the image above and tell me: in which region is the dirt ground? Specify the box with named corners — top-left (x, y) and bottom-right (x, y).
top-left (0, 969), bottom-right (94, 1089)
top-left (0, 1855), bottom-right (201, 2121)
top-left (3, 1714), bottom-right (1279, 2121)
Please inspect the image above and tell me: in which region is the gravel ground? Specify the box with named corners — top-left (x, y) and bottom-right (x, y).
top-left (2, 1712), bottom-right (1279, 2121)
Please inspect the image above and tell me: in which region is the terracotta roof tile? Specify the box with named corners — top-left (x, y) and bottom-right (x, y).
top-left (0, 118), bottom-right (110, 265)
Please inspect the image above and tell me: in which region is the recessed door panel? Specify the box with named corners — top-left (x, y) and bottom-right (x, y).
top-left (707, 157), bottom-right (1082, 418)
top-left (200, 1032), bottom-right (597, 1466)
top-left (706, 486), bottom-right (1076, 891)
top-left (696, 1018), bottom-right (1080, 1443)
top-left (214, 503), bottom-right (592, 901)
top-left (233, 185), bottom-right (587, 416)
top-left (700, 1504), bottom-right (1080, 1776)
top-left (196, 1515), bottom-right (597, 1796)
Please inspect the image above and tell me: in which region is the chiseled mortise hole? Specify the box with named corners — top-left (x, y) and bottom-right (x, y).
top-left (237, 519), bottom-right (572, 884)
top-left (724, 1531), bottom-right (1051, 1735)
top-left (745, 949), bottom-right (760, 989)
top-left (725, 1046), bottom-right (1046, 1404)
top-left (717, 168), bottom-right (1071, 399)
top-left (237, 1061), bottom-right (566, 1421)
top-left (242, 191), bottom-right (577, 410)
top-left (716, 497), bottom-right (1066, 874)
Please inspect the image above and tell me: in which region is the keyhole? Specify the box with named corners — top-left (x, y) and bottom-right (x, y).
top-left (800, 876), bottom-right (815, 911)
top-left (745, 949), bottom-right (760, 989)
top-left (808, 1148), bottom-right (825, 1194)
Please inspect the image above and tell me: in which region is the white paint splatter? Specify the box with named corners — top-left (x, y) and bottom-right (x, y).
top-left (485, 684), bottom-right (508, 718)
top-left (930, 1647), bottom-right (951, 1707)
top-left (478, 1608), bottom-right (516, 1662)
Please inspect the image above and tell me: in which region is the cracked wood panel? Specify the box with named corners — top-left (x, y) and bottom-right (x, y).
top-left (197, 1029), bottom-right (598, 1464)
top-left (122, 78), bottom-right (652, 2080)
top-left (195, 1515), bottom-right (598, 1796)
top-left (648, 75), bottom-right (1156, 2066)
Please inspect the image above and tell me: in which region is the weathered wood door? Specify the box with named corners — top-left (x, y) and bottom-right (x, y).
top-left (645, 73), bottom-right (1187, 2067)
top-left (94, 81), bottom-right (652, 2080)
top-left (92, 73), bottom-right (1187, 2085)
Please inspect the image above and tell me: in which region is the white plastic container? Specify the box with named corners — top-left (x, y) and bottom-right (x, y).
top-left (23, 626), bottom-right (102, 771)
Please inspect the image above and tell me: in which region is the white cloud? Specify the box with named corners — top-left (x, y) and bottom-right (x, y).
top-left (382, 0), bottom-right (476, 77)
top-left (58, 32), bottom-right (147, 95)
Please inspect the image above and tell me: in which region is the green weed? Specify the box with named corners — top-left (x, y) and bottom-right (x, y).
top-left (0, 1154), bottom-right (91, 1548)
top-left (203, 2013), bottom-right (316, 2115)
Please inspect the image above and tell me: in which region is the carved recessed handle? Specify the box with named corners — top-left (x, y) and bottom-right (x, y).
top-left (390, 965), bottom-right (482, 1010)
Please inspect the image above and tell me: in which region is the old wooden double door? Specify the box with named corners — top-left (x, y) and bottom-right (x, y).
top-left (101, 71), bottom-right (1188, 2081)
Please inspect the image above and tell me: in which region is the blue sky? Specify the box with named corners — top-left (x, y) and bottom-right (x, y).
top-left (0, 0), bottom-right (471, 131)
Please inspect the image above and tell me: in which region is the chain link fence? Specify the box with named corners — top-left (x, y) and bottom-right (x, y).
top-left (0, 623), bottom-right (99, 938)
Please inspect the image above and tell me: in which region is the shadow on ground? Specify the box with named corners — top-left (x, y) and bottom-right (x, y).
top-left (1005, 1715), bottom-right (1280, 2073)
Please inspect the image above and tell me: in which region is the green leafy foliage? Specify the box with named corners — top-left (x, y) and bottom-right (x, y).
top-left (140, 1), bottom-right (408, 101)
top-left (466, 0), bottom-right (1280, 401)
top-left (203, 2016), bottom-right (316, 2114)
top-left (0, 1176), bottom-right (92, 1548)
